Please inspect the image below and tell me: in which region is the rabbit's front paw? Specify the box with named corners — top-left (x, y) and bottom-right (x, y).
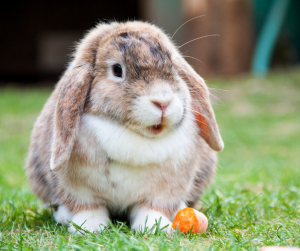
top-left (53, 205), bottom-right (72, 224)
top-left (131, 207), bottom-right (173, 235)
top-left (69, 209), bottom-right (109, 234)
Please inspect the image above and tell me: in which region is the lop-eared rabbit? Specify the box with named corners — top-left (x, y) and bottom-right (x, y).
top-left (26, 21), bottom-right (224, 234)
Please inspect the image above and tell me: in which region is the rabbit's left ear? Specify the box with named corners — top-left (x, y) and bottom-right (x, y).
top-left (173, 56), bottom-right (224, 151)
top-left (50, 63), bottom-right (92, 171)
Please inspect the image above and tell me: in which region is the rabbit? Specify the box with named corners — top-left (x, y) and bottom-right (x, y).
top-left (26, 21), bottom-right (224, 234)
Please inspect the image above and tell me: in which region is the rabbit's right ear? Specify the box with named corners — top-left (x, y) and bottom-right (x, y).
top-left (50, 63), bottom-right (92, 171)
top-left (173, 55), bottom-right (224, 152)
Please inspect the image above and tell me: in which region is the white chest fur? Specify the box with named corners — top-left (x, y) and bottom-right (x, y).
top-left (81, 114), bottom-right (196, 166)
top-left (64, 113), bottom-right (198, 208)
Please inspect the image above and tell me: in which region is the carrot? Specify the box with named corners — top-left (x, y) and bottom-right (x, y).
top-left (172, 208), bottom-right (208, 234)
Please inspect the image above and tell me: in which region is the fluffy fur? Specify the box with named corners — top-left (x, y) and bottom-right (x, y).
top-left (26, 21), bottom-right (223, 233)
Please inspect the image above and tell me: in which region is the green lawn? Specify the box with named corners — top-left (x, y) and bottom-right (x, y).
top-left (1, 70), bottom-right (300, 250)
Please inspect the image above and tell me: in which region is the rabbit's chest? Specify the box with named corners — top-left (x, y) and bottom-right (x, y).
top-left (74, 160), bottom-right (193, 208)
top-left (69, 113), bottom-right (198, 206)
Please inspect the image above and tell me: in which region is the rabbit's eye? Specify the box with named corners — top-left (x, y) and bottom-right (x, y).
top-left (113, 64), bottom-right (123, 78)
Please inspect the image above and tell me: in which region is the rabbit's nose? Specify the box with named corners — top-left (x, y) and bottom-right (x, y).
top-left (151, 100), bottom-right (171, 113)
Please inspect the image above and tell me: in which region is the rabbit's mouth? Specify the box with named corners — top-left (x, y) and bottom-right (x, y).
top-left (148, 124), bottom-right (164, 135)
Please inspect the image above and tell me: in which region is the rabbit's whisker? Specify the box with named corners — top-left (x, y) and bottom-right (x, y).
top-left (208, 93), bottom-right (224, 105)
top-left (182, 56), bottom-right (206, 67)
top-left (208, 87), bottom-right (229, 92)
top-left (171, 15), bottom-right (205, 39)
top-left (178, 34), bottom-right (220, 49)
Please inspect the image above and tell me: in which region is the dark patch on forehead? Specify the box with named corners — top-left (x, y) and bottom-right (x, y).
top-left (119, 32), bottom-right (129, 38)
top-left (138, 37), bottom-right (147, 43)
top-left (113, 32), bottom-right (173, 82)
top-left (150, 45), bottom-right (164, 62)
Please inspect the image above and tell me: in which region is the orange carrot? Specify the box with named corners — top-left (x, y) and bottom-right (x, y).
top-left (172, 208), bottom-right (208, 234)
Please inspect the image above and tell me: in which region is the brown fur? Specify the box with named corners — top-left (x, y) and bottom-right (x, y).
top-left (26, 21), bottom-right (223, 219)
top-left (173, 57), bottom-right (223, 151)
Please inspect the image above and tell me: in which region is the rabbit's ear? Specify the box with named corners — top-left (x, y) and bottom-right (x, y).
top-left (50, 63), bottom-right (92, 171)
top-left (174, 56), bottom-right (224, 151)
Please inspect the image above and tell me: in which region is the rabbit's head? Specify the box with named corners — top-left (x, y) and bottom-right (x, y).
top-left (50, 21), bottom-right (224, 171)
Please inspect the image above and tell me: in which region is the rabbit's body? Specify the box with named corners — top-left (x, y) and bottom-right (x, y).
top-left (26, 21), bottom-right (223, 234)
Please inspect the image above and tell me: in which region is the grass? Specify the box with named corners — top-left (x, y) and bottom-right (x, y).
top-left (1, 69), bottom-right (300, 250)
